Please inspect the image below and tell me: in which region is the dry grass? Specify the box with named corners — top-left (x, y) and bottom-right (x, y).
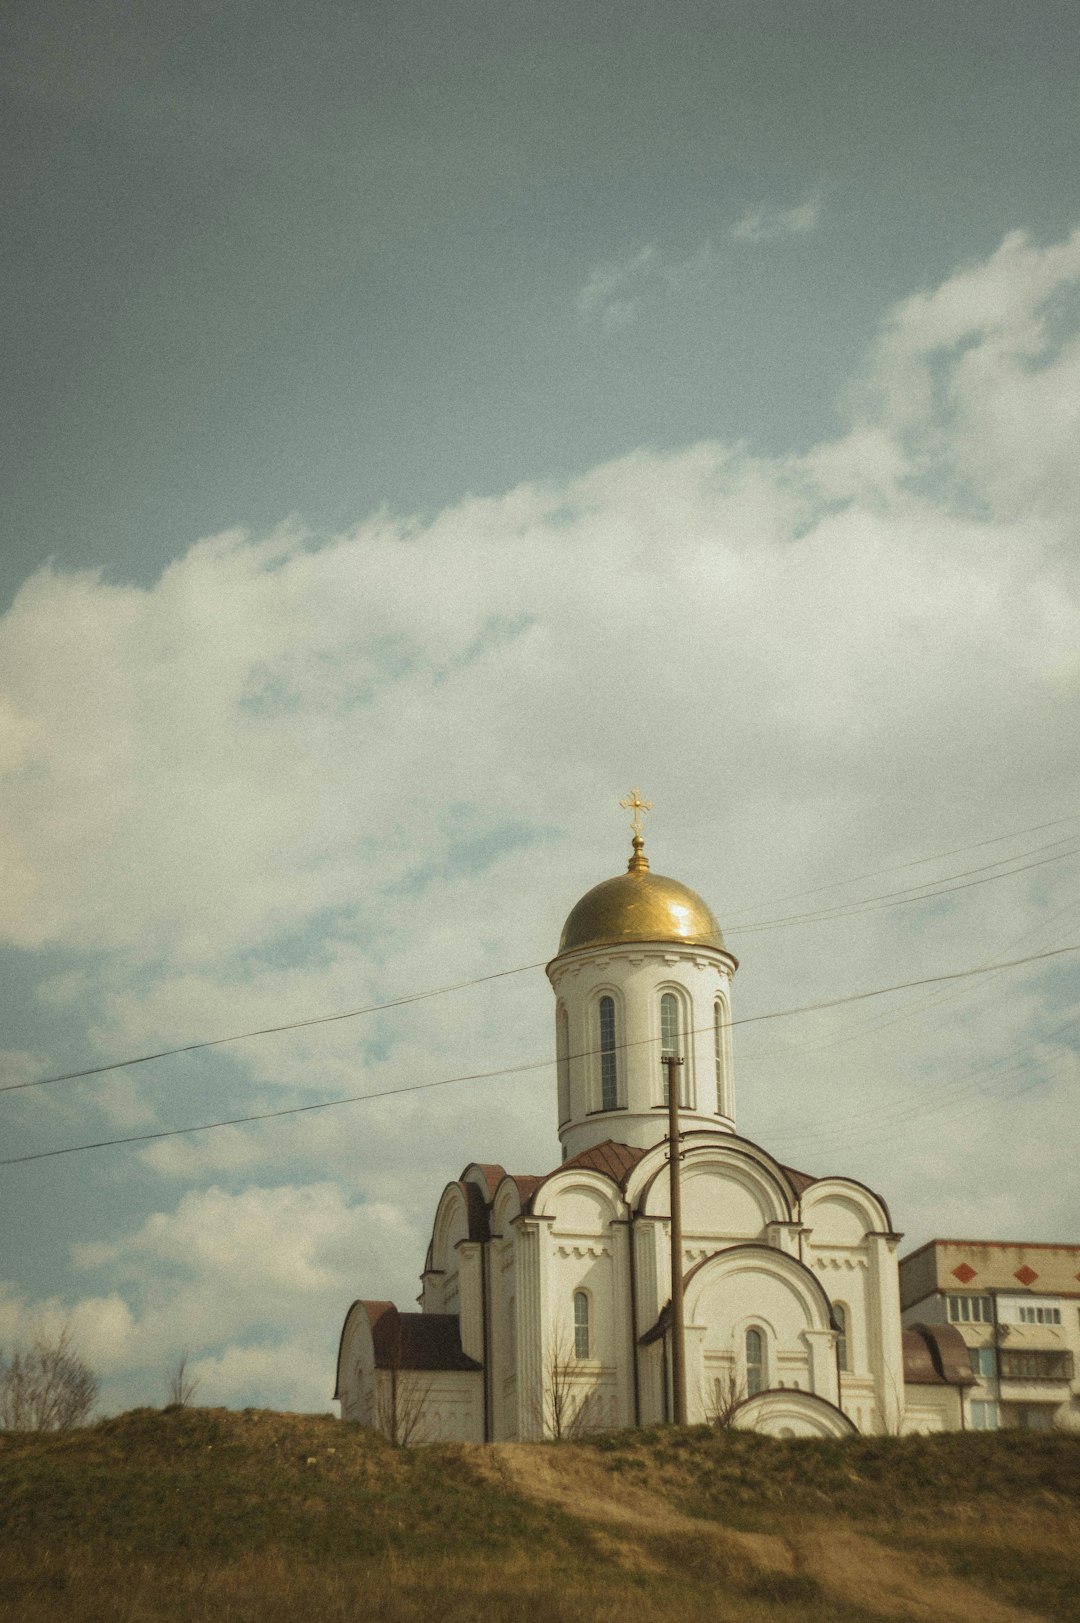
top-left (1, 1408), bottom-right (1078, 1622)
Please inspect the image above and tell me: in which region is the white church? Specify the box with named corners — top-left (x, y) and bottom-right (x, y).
top-left (336, 800), bottom-right (1078, 1441)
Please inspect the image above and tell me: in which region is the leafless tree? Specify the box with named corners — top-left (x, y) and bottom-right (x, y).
top-left (541, 1325), bottom-right (602, 1440)
top-left (707, 1364), bottom-right (746, 1429)
top-left (376, 1362), bottom-right (435, 1446)
top-left (165, 1348), bottom-right (200, 1409)
top-left (0, 1325), bottom-right (98, 1431)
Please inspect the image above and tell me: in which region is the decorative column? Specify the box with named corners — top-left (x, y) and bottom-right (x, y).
top-left (515, 1220), bottom-right (546, 1440)
top-left (867, 1232), bottom-right (905, 1433)
top-left (803, 1327), bottom-right (839, 1399)
top-left (455, 1241), bottom-right (484, 1366)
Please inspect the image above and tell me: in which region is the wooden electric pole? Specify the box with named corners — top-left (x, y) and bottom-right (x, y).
top-left (664, 1051), bottom-right (687, 1426)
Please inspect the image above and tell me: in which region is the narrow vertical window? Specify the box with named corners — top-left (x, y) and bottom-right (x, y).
top-left (599, 996), bottom-right (618, 1110)
top-left (714, 1001), bottom-right (723, 1101)
top-left (714, 999), bottom-right (730, 1115)
top-left (745, 1328), bottom-right (763, 1396)
top-left (660, 992), bottom-right (684, 1104)
top-left (834, 1304), bottom-right (848, 1372)
top-left (557, 1007), bottom-right (570, 1124)
top-left (573, 1290), bottom-right (590, 1359)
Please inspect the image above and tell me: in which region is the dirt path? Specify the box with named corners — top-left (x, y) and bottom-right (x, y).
top-left (471, 1443), bottom-right (1046, 1623)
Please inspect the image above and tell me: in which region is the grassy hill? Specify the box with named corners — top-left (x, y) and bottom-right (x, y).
top-left (2, 1408), bottom-right (1078, 1622)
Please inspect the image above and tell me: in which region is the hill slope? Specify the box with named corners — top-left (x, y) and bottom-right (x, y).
top-left (2, 1409), bottom-right (1078, 1622)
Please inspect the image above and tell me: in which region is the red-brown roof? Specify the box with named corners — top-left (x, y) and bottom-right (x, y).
top-left (460, 1162), bottom-right (507, 1201)
top-left (366, 1302), bottom-right (481, 1372)
top-left (902, 1322), bottom-right (976, 1387)
top-left (565, 1140), bottom-right (649, 1186)
top-left (779, 1164), bottom-right (818, 1196)
top-left (515, 1141), bottom-right (824, 1214)
top-left (510, 1174), bottom-right (544, 1207)
top-left (459, 1179), bottom-right (490, 1241)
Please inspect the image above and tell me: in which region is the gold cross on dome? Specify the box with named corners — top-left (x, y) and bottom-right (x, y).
top-left (619, 787), bottom-right (653, 840)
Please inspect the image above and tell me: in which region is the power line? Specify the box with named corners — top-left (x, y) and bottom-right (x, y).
top-left (0, 959), bottom-right (550, 1096)
top-left (729, 843), bottom-right (1078, 935)
top-left (6, 831), bottom-right (1076, 1100)
top-left (723, 809), bottom-right (1080, 914)
top-left (3, 941), bottom-right (1076, 1169)
top-left (737, 889), bottom-right (1080, 1065)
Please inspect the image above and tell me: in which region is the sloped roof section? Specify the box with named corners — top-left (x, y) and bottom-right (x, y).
top-left (520, 1139), bottom-right (647, 1213)
top-left (780, 1164), bottom-right (818, 1196)
top-left (902, 1322), bottom-right (976, 1387)
top-left (460, 1162), bottom-right (507, 1201)
top-left (367, 1303), bottom-right (481, 1372)
top-left (561, 1139), bottom-right (648, 1187)
top-left (459, 1179), bottom-right (490, 1241)
top-left (510, 1174), bottom-right (544, 1208)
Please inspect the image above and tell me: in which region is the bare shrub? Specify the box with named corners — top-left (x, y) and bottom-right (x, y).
top-left (377, 1365), bottom-right (434, 1446)
top-left (0, 1325), bottom-right (98, 1431)
top-left (707, 1365), bottom-right (746, 1429)
top-left (542, 1326), bottom-right (601, 1440)
top-left (165, 1348), bottom-right (200, 1409)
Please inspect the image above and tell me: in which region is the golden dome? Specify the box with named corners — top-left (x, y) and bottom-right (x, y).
top-left (557, 837), bottom-right (727, 956)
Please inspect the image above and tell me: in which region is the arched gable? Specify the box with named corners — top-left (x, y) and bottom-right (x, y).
top-left (460, 1162), bottom-right (506, 1203)
top-left (731, 1388), bottom-right (857, 1439)
top-left (801, 1176), bottom-right (891, 1245)
top-left (530, 1166), bottom-right (623, 1230)
top-left (629, 1133), bottom-right (797, 1233)
top-left (491, 1174), bottom-right (528, 1233)
top-left (429, 1182), bottom-right (471, 1274)
top-left (683, 1243), bottom-right (835, 1335)
top-left (334, 1298), bottom-right (384, 1406)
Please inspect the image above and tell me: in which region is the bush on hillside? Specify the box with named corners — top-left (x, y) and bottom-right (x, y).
top-left (0, 1325), bottom-right (98, 1431)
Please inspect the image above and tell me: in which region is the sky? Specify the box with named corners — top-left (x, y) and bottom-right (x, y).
top-left (1, 0), bottom-right (1078, 1416)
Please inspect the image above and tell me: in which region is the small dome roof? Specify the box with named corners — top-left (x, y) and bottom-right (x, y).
top-left (557, 838), bottom-right (726, 955)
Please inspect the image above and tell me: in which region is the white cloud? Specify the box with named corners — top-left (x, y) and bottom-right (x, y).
top-left (0, 1184), bottom-right (419, 1413)
top-left (576, 241), bottom-right (712, 326)
top-left (731, 195), bottom-right (822, 244)
top-left (2, 226), bottom-right (1080, 1410)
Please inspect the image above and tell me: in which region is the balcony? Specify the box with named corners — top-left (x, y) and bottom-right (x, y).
top-left (998, 1350), bottom-right (1074, 1383)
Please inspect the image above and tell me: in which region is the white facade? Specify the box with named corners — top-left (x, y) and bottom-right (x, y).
top-left (335, 835), bottom-right (1017, 1441)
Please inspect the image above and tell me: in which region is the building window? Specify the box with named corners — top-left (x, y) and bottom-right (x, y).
top-left (573, 1290), bottom-right (590, 1360)
top-left (947, 1294), bottom-right (992, 1324)
top-left (1006, 1405), bottom-right (1055, 1431)
top-left (660, 992), bottom-right (687, 1105)
top-left (833, 1304), bottom-right (849, 1373)
top-left (968, 1346), bottom-right (996, 1378)
top-left (557, 1007), bottom-right (571, 1124)
top-left (745, 1328), bottom-right (764, 1396)
top-left (999, 1350), bottom-right (1074, 1381)
top-left (598, 996), bottom-right (618, 1111)
top-left (970, 1400), bottom-right (999, 1430)
top-left (714, 999), bottom-right (729, 1113)
top-left (1018, 1304), bottom-right (1062, 1325)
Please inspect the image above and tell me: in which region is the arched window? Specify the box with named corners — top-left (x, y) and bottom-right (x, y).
top-left (834, 1303), bottom-right (849, 1373)
top-left (714, 998), bottom-right (730, 1115)
top-left (745, 1328), bottom-right (764, 1396)
top-left (573, 1290), bottom-right (590, 1359)
top-left (598, 995), bottom-right (618, 1111)
top-left (557, 1007), bottom-right (571, 1124)
top-left (660, 992), bottom-right (687, 1105)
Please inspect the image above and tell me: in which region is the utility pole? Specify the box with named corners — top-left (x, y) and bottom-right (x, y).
top-left (664, 1052), bottom-right (687, 1426)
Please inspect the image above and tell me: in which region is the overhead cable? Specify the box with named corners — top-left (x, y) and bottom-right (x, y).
top-left (3, 940), bottom-right (1076, 1169)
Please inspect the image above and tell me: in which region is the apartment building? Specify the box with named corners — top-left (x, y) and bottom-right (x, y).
top-left (899, 1240), bottom-right (1080, 1431)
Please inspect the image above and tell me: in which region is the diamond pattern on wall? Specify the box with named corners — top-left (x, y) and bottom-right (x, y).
top-left (952, 1263), bottom-right (977, 1283)
top-left (1014, 1265), bottom-right (1038, 1286)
